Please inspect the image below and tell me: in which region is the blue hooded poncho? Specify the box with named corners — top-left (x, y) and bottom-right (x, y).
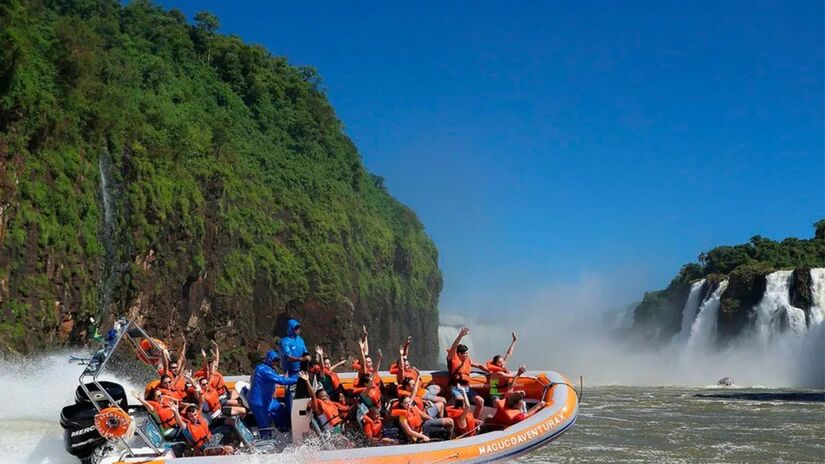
top-left (279, 319), bottom-right (307, 375)
top-left (247, 350), bottom-right (297, 409)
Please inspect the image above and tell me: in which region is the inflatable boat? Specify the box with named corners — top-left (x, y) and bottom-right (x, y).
top-left (60, 319), bottom-right (579, 463)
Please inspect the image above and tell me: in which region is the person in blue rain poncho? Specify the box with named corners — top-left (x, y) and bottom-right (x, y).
top-left (248, 350), bottom-right (297, 437)
top-left (279, 319), bottom-right (311, 414)
top-left (280, 319), bottom-right (309, 375)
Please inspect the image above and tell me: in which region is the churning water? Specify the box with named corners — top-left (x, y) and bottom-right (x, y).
top-left (2, 353), bottom-right (823, 464)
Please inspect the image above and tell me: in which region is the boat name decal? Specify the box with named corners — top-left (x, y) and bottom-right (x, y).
top-left (477, 413), bottom-right (565, 455)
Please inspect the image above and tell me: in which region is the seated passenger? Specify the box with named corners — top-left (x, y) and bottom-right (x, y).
top-left (391, 336), bottom-right (418, 385)
top-left (298, 372), bottom-right (350, 433)
top-left (446, 388), bottom-right (478, 438)
top-left (172, 403), bottom-right (233, 456)
top-left (446, 327), bottom-right (487, 418)
top-left (487, 332), bottom-right (517, 397)
top-left (491, 366), bottom-right (545, 427)
top-left (134, 390), bottom-right (179, 437)
top-left (363, 406), bottom-right (396, 444)
top-left (158, 337), bottom-right (187, 392)
top-left (248, 350), bottom-right (298, 437)
top-left (158, 374), bottom-right (186, 401)
top-left (356, 345), bottom-right (384, 409)
top-left (396, 396), bottom-right (453, 443)
top-left (310, 346), bottom-right (346, 403)
top-left (195, 341), bottom-right (226, 396)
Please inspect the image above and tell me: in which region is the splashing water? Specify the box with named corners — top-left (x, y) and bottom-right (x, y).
top-left (753, 271), bottom-right (806, 341)
top-left (685, 280), bottom-right (728, 354)
top-left (676, 279), bottom-right (706, 342)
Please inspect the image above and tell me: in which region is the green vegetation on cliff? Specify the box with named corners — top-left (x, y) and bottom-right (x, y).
top-left (0, 0), bottom-right (442, 369)
top-left (633, 221), bottom-right (825, 343)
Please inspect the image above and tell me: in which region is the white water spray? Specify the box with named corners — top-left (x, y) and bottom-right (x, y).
top-left (685, 280), bottom-right (728, 353)
top-left (810, 269), bottom-right (825, 325)
top-left (676, 279), bottom-right (706, 342)
top-left (753, 271), bottom-right (806, 342)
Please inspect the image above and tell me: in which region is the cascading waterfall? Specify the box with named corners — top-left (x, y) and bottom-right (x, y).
top-left (98, 150), bottom-right (116, 317)
top-left (753, 270), bottom-right (807, 341)
top-left (676, 279), bottom-right (706, 342)
top-left (809, 268), bottom-right (825, 326)
top-left (685, 280), bottom-right (728, 352)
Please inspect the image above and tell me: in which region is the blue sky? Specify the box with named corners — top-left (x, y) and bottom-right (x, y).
top-left (160, 1), bottom-right (823, 313)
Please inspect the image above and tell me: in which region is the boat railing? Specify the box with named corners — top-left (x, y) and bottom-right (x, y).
top-left (77, 317), bottom-right (163, 457)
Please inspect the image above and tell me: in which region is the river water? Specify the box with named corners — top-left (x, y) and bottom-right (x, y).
top-left (1, 354), bottom-right (822, 464)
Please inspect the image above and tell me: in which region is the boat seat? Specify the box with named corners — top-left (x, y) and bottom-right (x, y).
top-left (291, 398), bottom-right (312, 444)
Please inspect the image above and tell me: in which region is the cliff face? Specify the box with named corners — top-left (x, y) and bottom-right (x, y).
top-left (631, 222), bottom-right (825, 344)
top-left (0, 0), bottom-right (441, 370)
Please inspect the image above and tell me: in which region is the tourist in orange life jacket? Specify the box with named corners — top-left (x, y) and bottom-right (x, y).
top-left (298, 372), bottom-right (350, 434)
top-left (399, 367), bottom-right (445, 419)
top-left (356, 344), bottom-right (384, 409)
top-left (363, 406), bottom-right (396, 444)
top-left (487, 332), bottom-right (518, 397)
top-left (195, 341), bottom-right (226, 396)
top-left (310, 346), bottom-right (347, 403)
top-left (159, 337), bottom-right (187, 391)
top-left (446, 387), bottom-right (479, 438)
top-left (196, 376), bottom-right (223, 421)
top-left (446, 327), bottom-right (487, 418)
top-left (391, 336), bottom-right (418, 385)
top-left (396, 393), bottom-right (454, 443)
top-left (170, 373), bottom-right (233, 456)
top-left (491, 366), bottom-right (545, 427)
top-left (134, 390), bottom-right (179, 437)
top-left (158, 374), bottom-right (186, 400)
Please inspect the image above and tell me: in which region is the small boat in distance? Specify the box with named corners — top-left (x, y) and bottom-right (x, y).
top-left (60, 319), bottom-right (579, 463)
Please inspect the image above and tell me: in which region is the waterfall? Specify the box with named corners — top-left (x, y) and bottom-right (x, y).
top-left (676, 279), bottom-right (706, 342)
top-left (809, 269), bottom-right (825, 326)
top-left (753, 270), bottom-right (806, 341)
top-left (685, 280), bottom-right (728, 352)
top-left (98, 150), bottom-right (116, 317)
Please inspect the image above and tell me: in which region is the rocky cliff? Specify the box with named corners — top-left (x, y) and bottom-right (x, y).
top-left (0, 0), bottom-right (441, 370)
top-left (632, 221), bottom-right (825, 345)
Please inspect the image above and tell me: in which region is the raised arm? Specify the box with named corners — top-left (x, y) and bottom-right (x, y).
top-left (161, 347), bottom-right (170, 375)
top-left (447, 327), bottom-right (470, 360)
top-left (368, 349), bottom-right (383, 385)
top-left (172, 405), bottom-right (186, 429)
top-left (504, 366), bottom-right (527, 397)
top-left (395, 344), bottom-right (406, 384)
top-left (176, 337), bottom-right (187, 371)
top-left (133, 393), bottom-right (155, 413)
top-left (358, 337), bottom-right (369, 375)
top-left (211, 340), bottom-right (220, 370)
top-left (200, 349), bottom-right (208, 375)
top-left (503, 332), bottom-right (517, 363)
top-left (330, 357), bottom-right (348, 371)
top-left (361, 325), bottom-right (369, 357)
top-left (185, 371), bottom-right (204, 411)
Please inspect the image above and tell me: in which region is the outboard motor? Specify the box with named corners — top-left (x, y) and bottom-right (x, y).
top-left (74, 381), bottom-right (128, 409)
top-left (60, 403), bottom-right (107, 463)
top-left (61, 382), bottom-right (127, 462)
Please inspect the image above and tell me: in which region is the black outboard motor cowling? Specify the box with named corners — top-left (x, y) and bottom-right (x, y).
top-left (60, 402), bottom-right (107, 461)
top-left (74, 381), bottom-right (127, 410)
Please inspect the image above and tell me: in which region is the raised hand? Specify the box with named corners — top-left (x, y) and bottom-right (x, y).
top-left (201, 349), bottom-right (207, 359)
top-left (298, 371), bottom-right (309, 382)
top-left (512, 332), bottom-right (517, 342)
top-left (517, 365), bottom-right (527, 376)
top-left (460, 327), bottom-right (470, 337)
top-left (315, 345), bottom-right (324, 356)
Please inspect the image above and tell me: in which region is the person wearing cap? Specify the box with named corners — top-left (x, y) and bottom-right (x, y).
top-left (446, 327), bottom-right (488, 418)
top-left (248, 349), bottom-right (298, 437)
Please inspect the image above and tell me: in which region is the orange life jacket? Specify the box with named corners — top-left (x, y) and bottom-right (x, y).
top-left (313, 399), bottom-right (345, 428)
top-left (194, 369), bottom-right (226, 396)
top-left (363, 415), bottom-right (383, 440)
top-left (184, 416), bottom-right (212, 455)
top-left (492, 399), bottom-right (525, 426)
top-left (485, 361), bottom-right (509, 374)
top-left (147, 400), bottom-right (177, 429)
top-left (446, 407), bottom-right (477, 436)
top-left (447, 353), bottom-right (472, 385)
top-left (202, 388), bottom-right (221, 414)
top-left (403, 407), bottom-right (423, 432)
top-left (158, 387), bottom-right (185, 401)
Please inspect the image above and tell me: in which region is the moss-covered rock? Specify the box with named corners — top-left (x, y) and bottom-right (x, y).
top-left (717, 264), bottom-right (771, 341)
top-left (0, 0), bottom-right (442, 370)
